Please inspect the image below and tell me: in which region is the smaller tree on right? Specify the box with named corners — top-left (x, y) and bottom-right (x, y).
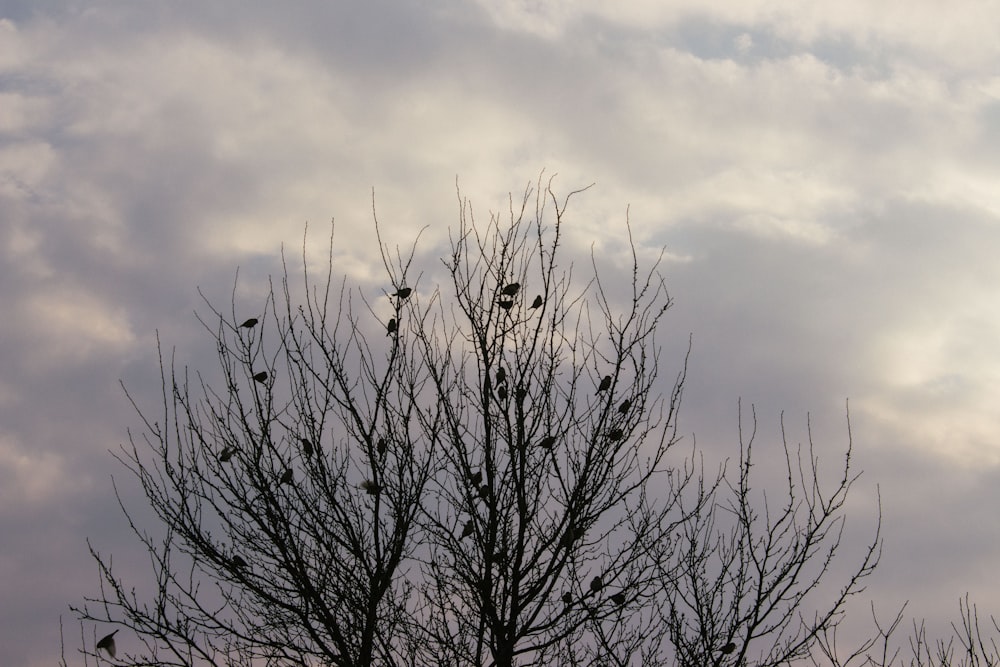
top-left (655, 402), bottom-right (882, 667)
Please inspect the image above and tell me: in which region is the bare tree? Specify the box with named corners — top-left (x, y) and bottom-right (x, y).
top-left (404, 183), bottom-right (691, 666)
top-left (816, 598), bottom-right (1000, 667)
top-left (658, 403), bottom-right (882, 667)
top-left (73, 176), bottom-right (883, 666)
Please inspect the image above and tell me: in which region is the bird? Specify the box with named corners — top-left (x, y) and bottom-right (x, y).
top-left (497, 385), bottom-right (508, 400)
top-left (301, 438), bottom-right (313, 457)
top-left (377, 437), bottom-right (387, 456)
top-left (253, 371), bottom-right (268, 383)
top-left (386, 318), bottom-right (397, 335)
top-left (391, 287), bottom-right (412, 299)
top-left (501, 282), bottom-right (520, 296)
top-left (360, 480), bottom-right (380, 495)
top-left (96, 629), bottom-right (118, 658)
top-left (562, 591), bottom-right (573, 605)
top-left (538, 435), bottom-right (556, 449)
top-left (231, 554), bottom-right (247, 569)
top-left (618, 399), bottom-right (631, 414)
top-left (240, 317), bottom-right (259, 329)
top-left (597, 375), bottom-right (612, 393)
top-left (496, 367), bottom-right (507, 384)
top-left (469, 470), bottom-right (483, 486)
top-left (561, 526), bottom-right (582, 547)
top-left (721, 642), bottom-right (737, 655)
top-left (497, 299), bottom-right (514, 311)
top-left (608, 428), bottom-right (624, 442)
top-left (279, 469), bottom-right (293, 485)
top-left (530, 294), bottom-right (543, 309)
top-left (590, 575), bottom-right (603, 593)
top-left (461, 520), bottom-right (474, 538)
top-left (219, 447), bottom-right (235, 462)
top-left (478, 484), bottom-right (490, 501)
top-left (610, 592), bottom-right (626, 606)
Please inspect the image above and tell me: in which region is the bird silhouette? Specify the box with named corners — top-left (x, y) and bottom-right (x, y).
top-left (377, 437), bottom-right (387, 456)
top-left (618, 399), bottom-right (631, 414)
top-left (96, 629), bottom-right (118, 658)
top-left (497, 299), bottom-right (514, 311)
top-left (501, 282), bottom-right (520, 296)
top-left (231, 554), bottom-right (247, 569)
top-left (597, 375), bottom-right (611, 393)
top-left (279, 469), bottom-right (293, 485)
top-left (561, 525), bottom-right (582, 547)
top-left (219, 447), bottom-right (235, 462)
top-left (496, 367), bottom-right (507, 384)
top-left (360, 480), bottom-right (380, 495)
top-left (721, 642), bottom-right (737, 655)
top-left (538, 435), bottom-right (556, 449)
top-left (608, 428), bottom-right (624, 442)
top-left (240, 317), bottom-right (259, 329)
top-left (610, 592), bottom-right (626, 606)
top-left (470, 470), bottom-right (483, 486)
top-left (478, 484), bottom-right (490, 500)
top-left (461, 520), bottom-right (474, 538)
top-left (301, 438), bottom-right (313, 457)
top-left (497, 385), bottom-right (508, 400)
top-left (589, 575), bottom-right (603, 593)
top-left (253, 371), bottom-right (268, 383)
top-left (530, 294), bottom-right (543, 309)
top-left (391, 287), bottom-right (412, 299)
top-left (562, 591), bottom-right (573, 605)
top-left (386, 318), bottom-right (397, 335)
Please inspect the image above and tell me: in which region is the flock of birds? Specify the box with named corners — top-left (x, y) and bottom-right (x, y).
top-left (89, 283), bottom-right (742, 660)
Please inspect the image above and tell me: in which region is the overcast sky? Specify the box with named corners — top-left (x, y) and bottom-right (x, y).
top-left (3, 1), bottom-right (1000, 665)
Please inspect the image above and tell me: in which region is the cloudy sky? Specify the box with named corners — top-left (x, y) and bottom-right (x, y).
top-left (3, 1), bottom-right (1000, 664)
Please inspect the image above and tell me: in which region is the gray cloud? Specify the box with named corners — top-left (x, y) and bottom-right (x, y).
top-left (2, 2), bottom-right (999, 664)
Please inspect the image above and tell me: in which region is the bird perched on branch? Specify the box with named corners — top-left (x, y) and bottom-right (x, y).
top-left (589, 575), bottom-right (603, 593)
top-left (610, 592), bottom-right (626, 606)
top-left (301, 438), bottom-right (313, 457)
top-left (470, 470), bottom-right (483, 486)
top-left (497, 299), bottom-right (514, 311)
top-left (240, 317), bottom-right (258, 329)
top-left (386, 318), bottom-right (397, 335)
top-left (279, 469), bottom-right (293, 485)
top-left (231, 554), bottom-right (247, 569)
top-left (96, 629), bottom-right (118, 658)
top-left (618, 399), bottom-right (631, 414)
top-left (561, 525), bottom-right (583, 547)
top-left (253, 371), bottom-right (268, 383)
top-left (538, 435), bottom-right (556, 449)
top-left (608, 428), bottom-right (624, 442)
top-left (562, 591), bottom-right (573, 605)
top-left (461, 520), bottom-right (475, 538)
top-left (360, 480), bottom-right (380, 495)
top-left (501, 282), bottom-right (520, 296)
top-left (391, 287), bottom-right (412, 299)
top-left (219, 447), bottom-right (235, 462)
top-left (530, 294), bottom-right (543, 309)
top-left (720, 642), bottom-right (737, 655)
top-left (496, 367), bottom-right (507, 384)
top-left (377, 437), bottom-right (387, 456)
top-left (597, 375), bottom-right (611, 393)
top-left (497, 385), bottom-right (508, 400)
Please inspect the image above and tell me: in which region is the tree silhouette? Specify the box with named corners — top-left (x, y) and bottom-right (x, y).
top-left (72, 177), bottom-right (882, 666)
